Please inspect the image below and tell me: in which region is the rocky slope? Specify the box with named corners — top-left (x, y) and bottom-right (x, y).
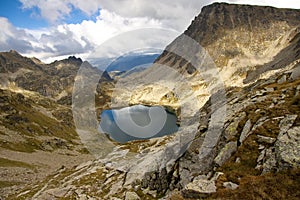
top-left (1, 2), bottom-right (300, 200)
top-left (0, 51), bottom-right (112, 104)
top-left (0, 52), bottom-right (113, 198)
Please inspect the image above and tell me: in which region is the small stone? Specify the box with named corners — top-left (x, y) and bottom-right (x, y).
top-left (223, 182), bottom-right (239, 190)
top-left (239, 120), bottom-right (252, 143)
top-left (224, 112), bottom-right (246, 141)
top-left (290, 66), bottom-right (300, 80)
top-left (255, 164), bottom-right (262, 170)
top-left (262, 147), bottom-right (277, 174)
top-left (257, 135), bottom-right (276, 144)
top-left (214, 142), bottom-right (237, 166)
top-left (125, 191), bottom-right (141, 200)
top-left (257, 149), bottom-right (266, 163)
top-left (265, 87), bottom-right (274, 93)
top-left (279, 115), bottom-right (298, 134)
top-left (280, 94), bottom-right (286, 99)
top-left (184, 179), bottom-right (217, 194)
top-left (277, 75), bottom-right (286, 84)
top-left (211, 172), bottom-right (224, 181)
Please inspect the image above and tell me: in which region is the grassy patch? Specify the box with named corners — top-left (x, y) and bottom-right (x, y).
top-left (0, 181), bottom-right (23, 188)
top-left (0, 157), bottom-right (34, 169)
top-left (209, 168), bottom-right (300, 200)
top-left (0, 138), bottom-right (41, 153)
top-left (219, 134), bottom-right (261, 183)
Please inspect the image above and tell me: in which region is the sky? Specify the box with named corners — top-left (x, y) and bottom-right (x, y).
top-left (0, 0), bottom-right (300, 63)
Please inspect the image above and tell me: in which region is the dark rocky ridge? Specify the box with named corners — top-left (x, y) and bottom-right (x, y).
top-left (0, 51), bottom-right (112, 104)
top-left (184, 3), bottom-right (300, 46)
top-left (155, 3), bottom-right (300, 82)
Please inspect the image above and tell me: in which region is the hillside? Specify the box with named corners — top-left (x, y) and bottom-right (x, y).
top-left (0, 52), bottom-right (113, 198)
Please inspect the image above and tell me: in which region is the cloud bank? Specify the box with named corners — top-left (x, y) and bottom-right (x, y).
top-left (1, 0), bottom-right (300, 62)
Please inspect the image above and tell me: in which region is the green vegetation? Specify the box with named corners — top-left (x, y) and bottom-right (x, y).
top-left (0, 139), bottom-right (40, 153)
top-left (0, 157), bottom-right (34, 169)
top-left (0, 181), bottom-right (23, 189)
top-left (0, 89), bottom-right (79, 153)
top-left (209, 168), bottom-right (300, 200)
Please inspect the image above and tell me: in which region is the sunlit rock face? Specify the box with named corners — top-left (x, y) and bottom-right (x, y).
top-left (99, 105), bottom-right (179, 143)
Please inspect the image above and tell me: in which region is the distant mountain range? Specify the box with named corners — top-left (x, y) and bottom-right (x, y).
top-left (90, 53), bottom-right (160, 72)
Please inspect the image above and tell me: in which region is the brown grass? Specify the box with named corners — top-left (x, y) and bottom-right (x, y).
top-left (209, 168), bottom-right (300, 200)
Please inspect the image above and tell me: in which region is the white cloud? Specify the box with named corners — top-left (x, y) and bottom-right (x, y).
top-left (20, 0), bottom-right (211, 30)
top-left (20, 0), bottom-right (73, 24)
top-left (0, 17), bottom-right (37, 53)
top-left (20, 9), bottom-right (173, 62)
top-left (223, 0), bottom-right (300, 8)
top-left (19, 0), bottom-right (300, 30)
top-left (1, 0), bottom-right (300, 63)
top-left (67, 9), bottom-right (165, 46)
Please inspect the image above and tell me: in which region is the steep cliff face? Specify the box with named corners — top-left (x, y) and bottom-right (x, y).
top-left (156, 3), bottom-right (300, 86)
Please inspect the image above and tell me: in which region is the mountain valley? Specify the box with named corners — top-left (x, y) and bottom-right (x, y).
top-left (0, 2), bottom-right (300, 200)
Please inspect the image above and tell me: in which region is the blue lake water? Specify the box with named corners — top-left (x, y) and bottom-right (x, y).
top-left (98, 105), bottom-right (179, 143)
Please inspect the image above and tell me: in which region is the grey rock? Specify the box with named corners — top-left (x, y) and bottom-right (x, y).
top-left (276, 126), bottom-right (300, 169)
top-left (239, 120), bottom-right (252, 143)
top-left (269, 103), bottom-right (275, 108)
top-left (257, 148), bottom-right (266, 163)
top-left (224, 115), bottom-right (244, 141)
top-left (295, 85), bottom-right (300, 96)
top-left (252, 117), bottom-right (269, 131)
top-left (257, 135), bottom-right (276, 144)
top-left (78, 194), bottom-right (88, 200)
top-left (255, 90), bottom-right (267, 96)
top-left (214, 141), bottom-right (237, 166)
top-left (265, 87), bottom-right (274, 93)
top-left (262, 147), bottom-right (277, 174)
top-left (142, 188), bottom-right (157, 198)
top-left (184, 179), bottom-right (217, 194)
top-left (125, 192), bottom-right (141, 200)
top-left (290, 66), bottom-right (300, 80)
top-left (279, 115), bottom-right (297, 134)
top-left (277, 75), bottom-right (287, 84)
top-left (223, 182), bottom-right (239, 190)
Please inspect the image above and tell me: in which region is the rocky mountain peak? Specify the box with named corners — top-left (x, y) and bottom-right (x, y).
top-left (186, 3), bottom-right (300, 46)
top-left (52, 55), bottom-right (83, 67)
top-left (155, 3), bottom-right (300, 88)
top-left (8, 49), bottom-right (21, 56)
